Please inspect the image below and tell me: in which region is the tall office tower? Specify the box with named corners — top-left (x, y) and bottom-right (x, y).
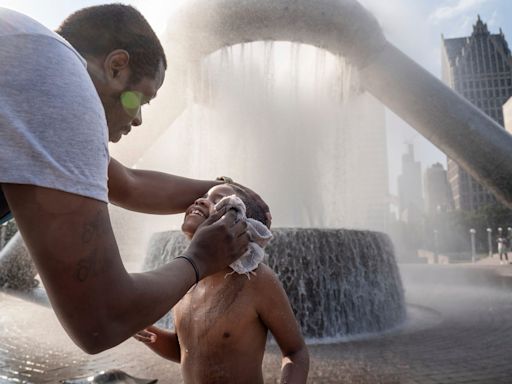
top-left (397, 144), bottom-right (423, 223)
top-left (424, 163), bottom-right (453, 215)
top-left (441, 16), bottom-right (512, 211)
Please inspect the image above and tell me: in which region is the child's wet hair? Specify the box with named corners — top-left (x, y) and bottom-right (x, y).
top-left (229, 184), bottom-right (270, 229)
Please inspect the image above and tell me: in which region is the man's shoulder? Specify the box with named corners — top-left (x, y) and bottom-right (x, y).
top-left (0, 8), bottom-right (52, 37)
top-left (0, 8), bottom-right (86, 66)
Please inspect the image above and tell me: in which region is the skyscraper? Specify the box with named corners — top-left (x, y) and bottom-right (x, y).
top-left (424, 163), bottom-right (453, 215)
top-left (397, 144), bottom-right (423, 223)
top-left (441, 16), bottom-right (512, 211)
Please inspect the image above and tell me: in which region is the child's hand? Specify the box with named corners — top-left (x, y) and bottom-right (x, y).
top-left (133, 329), bottom-right (157, 344)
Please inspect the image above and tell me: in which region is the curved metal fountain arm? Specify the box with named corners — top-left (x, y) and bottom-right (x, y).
top-left (359, 43), bottom-right (512, 207)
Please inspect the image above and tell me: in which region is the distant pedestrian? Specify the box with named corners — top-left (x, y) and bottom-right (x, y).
top-left (497, 236), bottom-right (509, 264)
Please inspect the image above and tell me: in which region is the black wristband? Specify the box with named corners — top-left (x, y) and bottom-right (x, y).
top-left (175, 255), bottom-right (200, 284)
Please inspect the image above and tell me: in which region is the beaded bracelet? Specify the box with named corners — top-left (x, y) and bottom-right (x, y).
top-left (175, 255), bottom-right (200, 285)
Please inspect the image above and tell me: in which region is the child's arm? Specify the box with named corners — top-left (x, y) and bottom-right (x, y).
top-left (133, 325), bottom-right (181, 363)
top-left (254, 265), bottom-right (309, 384)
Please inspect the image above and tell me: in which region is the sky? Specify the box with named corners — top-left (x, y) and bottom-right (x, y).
top-left (1, 0), bottom-right (510, 194)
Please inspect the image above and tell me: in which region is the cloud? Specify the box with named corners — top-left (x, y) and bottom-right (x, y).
top-left (486, 9), bottom-right (499, 29)
top-left (429, 0), bottom-right (487, 23)
top-left (451, 14), bottom-right (474, 36)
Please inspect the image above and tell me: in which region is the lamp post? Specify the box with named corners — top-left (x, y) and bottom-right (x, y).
top-left (433, 229), bottom-right (439, 264)
top-left (487, 228), bottom-right (493, 258)
top-left (470, 228), bottom-right (476, 264)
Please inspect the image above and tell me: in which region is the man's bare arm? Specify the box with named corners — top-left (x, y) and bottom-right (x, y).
top-left (255, 265), bottom-right (309, 384)
top-left (108, 159), bottom-right (272, 226)
top-left (108, 158), bottom-right (218, 214)
top-left (4, 184), bottom-right (248, 354)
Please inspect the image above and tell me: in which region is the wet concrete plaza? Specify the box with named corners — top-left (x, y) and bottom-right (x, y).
top-left (1, 262), bottom-right (512, 383)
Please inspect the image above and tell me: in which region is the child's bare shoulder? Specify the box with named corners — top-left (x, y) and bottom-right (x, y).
top-left (249, 264), bottom-right (283, 295)
top-left (249, 264), bottom-right (294, 318)
top-left (252, 263), bottom-right (278, 281)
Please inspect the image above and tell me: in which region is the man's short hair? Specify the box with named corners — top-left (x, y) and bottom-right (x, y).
top-left (230, 184), bottom-right (270, 229)
top-left (56, 4), bottom-right (167, 83)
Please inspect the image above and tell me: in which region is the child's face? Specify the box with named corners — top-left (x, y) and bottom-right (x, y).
top-left (182, 184), bottom-right (236, 238)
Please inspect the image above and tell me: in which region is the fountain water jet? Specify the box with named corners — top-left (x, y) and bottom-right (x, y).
top-left (135, 41), bottom-right (388, 230)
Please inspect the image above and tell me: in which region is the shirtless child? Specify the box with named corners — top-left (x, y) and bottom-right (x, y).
top-left (134, 183), bottom-right (309, 384)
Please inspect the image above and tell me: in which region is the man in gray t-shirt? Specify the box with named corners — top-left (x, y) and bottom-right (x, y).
top-left (0, 5), bottom-right (267, 354)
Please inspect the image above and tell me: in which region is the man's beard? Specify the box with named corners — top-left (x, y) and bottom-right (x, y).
top-left (102, 91), bottom-right (124, 143)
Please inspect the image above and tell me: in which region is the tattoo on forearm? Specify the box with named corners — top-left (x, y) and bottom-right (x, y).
top-left (81, 209), bottom-right (108, 244)
top-left (75, 250), bottom-right (98, 282)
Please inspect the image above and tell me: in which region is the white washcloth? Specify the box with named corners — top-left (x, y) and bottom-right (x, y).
top-left (214, 195), bottom-right (273, 276)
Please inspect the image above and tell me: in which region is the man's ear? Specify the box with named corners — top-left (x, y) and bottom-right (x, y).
top-left (104, 49), bottom-right (131, 86)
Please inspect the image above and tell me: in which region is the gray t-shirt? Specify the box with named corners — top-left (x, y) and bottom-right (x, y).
top-left (0, 7), bottom-right (109, 218)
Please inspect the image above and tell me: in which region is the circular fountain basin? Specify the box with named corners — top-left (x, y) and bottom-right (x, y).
top-left (145, 228), bottom-right (406, 341)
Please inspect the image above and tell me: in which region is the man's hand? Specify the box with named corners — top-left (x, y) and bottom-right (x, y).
top-left (185, 207), bottom-right (249, 278)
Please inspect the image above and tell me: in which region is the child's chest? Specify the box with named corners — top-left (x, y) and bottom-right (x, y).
top-left (173, 278), bottom-right (264, 351)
